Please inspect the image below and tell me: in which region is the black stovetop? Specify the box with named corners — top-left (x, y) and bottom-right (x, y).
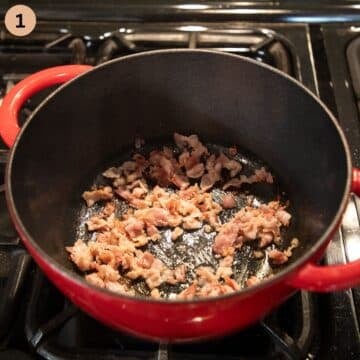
top-left (0, 16), bottom-right (359, 360)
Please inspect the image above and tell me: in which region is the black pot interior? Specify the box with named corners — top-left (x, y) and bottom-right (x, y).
top-left (8, 50), bottom-right (348, 280)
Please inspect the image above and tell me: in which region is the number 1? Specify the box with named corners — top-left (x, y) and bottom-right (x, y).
top-left (15, 13), bottom-right (25, 28)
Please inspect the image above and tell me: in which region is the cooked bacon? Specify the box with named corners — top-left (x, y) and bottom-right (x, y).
top-left (105, 281), bottom-right (135, 296)
top-left (94, 264), bottom-right (121, 282)
top-left (186, 163), bottom-right (205, 178)
top-left (284, 238), bottom-right (299, 257)
top-left (246, 275), bottom-right (260, 287)
top-left (123, 217), bottom-right (145, 238)
top-left (196, 266), bottom-right (218, 286)
top-left (137, 251), bottom-right (155, 269)
top-left (216, 255), bottom-right (234, 279)
top-left (223, 167), bottom-right (273, 190)
top-left (222, 178), bottom-right (242, 191)
top-left (213, 201), bottom-right (291, 256)
top-left (86, 214), bottom-right (114, 232)
top-left (171, 226), bottom-right (183, 241)
top-left (167, 264), bottom-right (187, 285)
top-left (85, 273), bottom-right (105, 287)
top-left (66, 239), bottom-right (94, 271)
top-left (212, 221), bottom-right (242, 256)
top-left (224, 276), bottom-right (240, 291)
top-left (217, 153), bottom-right (242, 177)
top-left (177, 266), bottom-right (239, 299)
top-left (150, 288), bottom-right (161, 298)
top-left (82, 186), bottom-right (113, 207)
top-left (135, 207), bottom-right (170, 227)
top-left (96, 231), bottom-right (119, 245)
top-left (102, 167), bottom-right (122, 179)
top-left (200, 155), bottom-right (222, 191)
top-left (174, 133), bottom-right (208, 157)
top-left (268, 249), bottom-right (289, 265)
top-left (221, 194), bottom-right (237, 209)
top-left (177, 282), bottom-right (198, 300)
top-left (70, 133), bottom-right (296, 300)
top-left (276, 209), bottom-right (291, 226)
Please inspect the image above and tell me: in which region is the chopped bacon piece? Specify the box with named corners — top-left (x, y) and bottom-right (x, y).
top-left (268, 249), bottom-right (289, 265)
top-left (216, 255), bottom-right (234, 279)
top-left (223, 167), bottom-right (273, 190)
top-left (213, 202), bottom-right (291, 256)
top-left (66, 239), bottom-right (94, 271)
top-left (102, 167), bottom-right (122, 179)
top-left (82, 186), bottom-right (113, 207)
top-left (221, 194), bottom-right (237, 209)
top-left (171, 226), bottom-right (183, 241)
top-left (177, 282), bottom-right (198, 300)
top-left (186, 163), bottom-right (205, 178)
top-left (123, 217), bottom-right (145, 238)
top-left (105, 281), bottom-right (135, 296)
top-left (95, 264), bottom-right (121, 282)
top-left (217, 153), bottom-right (242, 177)
top-left (85, 273), bottom-right (105, 287)
top-left (137, 251), bottom-right (155, 269)
top-left (86, 214), bottom-right (113, 231)
top-left (151, 288), bottom-right (161, 298)
top-left (224, 276), bottom-right (240, 290)
top-left (135, 207), bottom-right (170, 227)
top-left (246, 275), bottom-right (260, 287)
top-left (222, 178), bottom-right (242, 191)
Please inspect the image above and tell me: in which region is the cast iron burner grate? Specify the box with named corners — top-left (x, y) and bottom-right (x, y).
top-left (17, 267), bottom-right (317, 360)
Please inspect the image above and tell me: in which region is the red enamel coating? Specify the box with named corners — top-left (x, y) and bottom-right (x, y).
top-left (1, 65), bottom-right (360, 340)
top-left (352, 167), bottom-right (360, 195)
top-left (287, 168), bottom-right (360, 292)
top-left (10, 208), bottom-right (297, 341)
top-left (0, 65), bottom-right (92, 148)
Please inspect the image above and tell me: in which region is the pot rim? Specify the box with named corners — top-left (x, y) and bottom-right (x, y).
top-left (5, 49), bottom-right (353, 305)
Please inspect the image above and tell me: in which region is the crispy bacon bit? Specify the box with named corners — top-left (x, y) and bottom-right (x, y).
top-left (216, 256), bottom-right (234, 279)
top-left (177, 282), bottom-right (198, 300)
top-left (213, 201), bottom-right (291, 257)
top-left (124, 217), bottom-right (145, 238)
top-left (246, 275), bottom-right (260, 287)
top-left (171, 227), bottom-right (183, 241)
top-left (85, 273), bottom-right (105, 287)
top-left (69, 133), bottom-right (296, 300)
top-left (268, 249), bottom-right (289, 265)
top-left (82, 186), bottom-right (113, 207)
top-left (66, 239), bottom-right (94, 271)
top-left (221, 194), bottom-right (237, 209)
top-left (151, 288), bottom-right (161, 298)
top-left (217, 153), bottom-right (242, 177)
top-left (284, 238), bottom-right (299, 257)
top-left (223, 167), bottom-right (273, 190)
top-left (186, 163), bottom-right (205, 178)
top-left (105, 281), bottom-right (135, 296)
top-left (86, 214), bottom-right (114, 232)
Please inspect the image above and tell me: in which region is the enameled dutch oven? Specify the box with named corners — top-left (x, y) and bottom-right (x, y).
top-left (0, 50), bottom-right (359, 342)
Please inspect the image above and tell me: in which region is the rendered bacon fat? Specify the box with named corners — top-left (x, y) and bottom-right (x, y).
top-left (67, 133), bottom-right (297, 299)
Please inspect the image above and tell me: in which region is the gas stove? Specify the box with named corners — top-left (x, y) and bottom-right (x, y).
top-left (0, 12), bottom-right (359, 360)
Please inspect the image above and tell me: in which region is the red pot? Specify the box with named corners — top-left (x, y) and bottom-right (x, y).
top-left (0, 50), bottom-right (359, 342)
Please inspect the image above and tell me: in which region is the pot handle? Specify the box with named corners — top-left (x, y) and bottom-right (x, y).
top-left (287, 167), bottom-right (360, 292)
top-left (0, 65), bottom-right (92, 148)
